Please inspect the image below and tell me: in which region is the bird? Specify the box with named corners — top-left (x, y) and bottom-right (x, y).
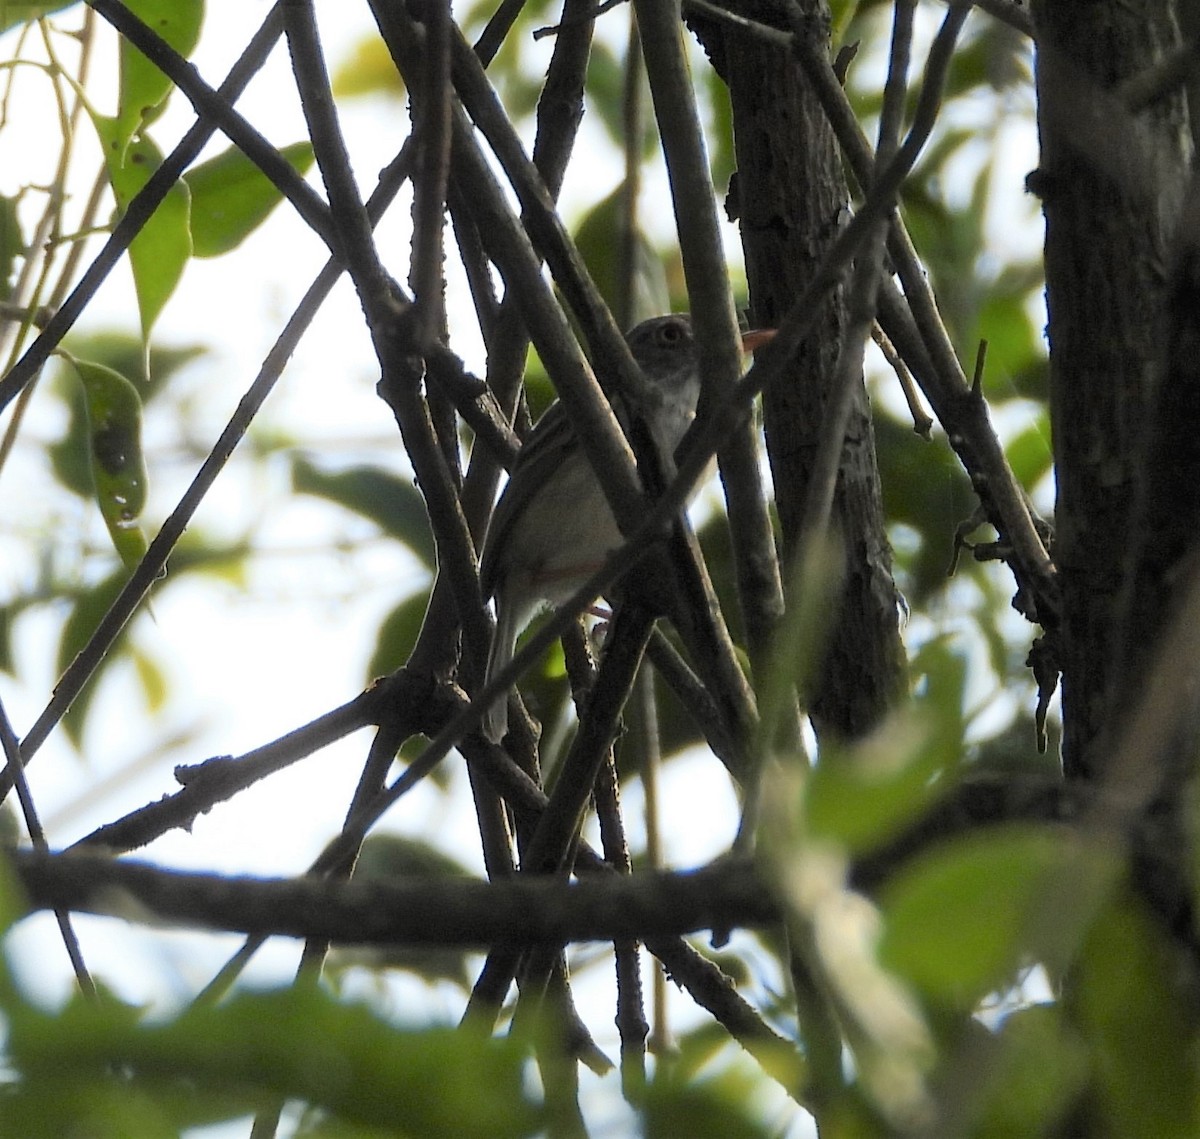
top-left (478, 313), bottom-right (773, 742)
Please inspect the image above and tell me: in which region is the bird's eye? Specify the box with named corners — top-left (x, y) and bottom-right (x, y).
top-left (658, 319), bottom-right (686, 345)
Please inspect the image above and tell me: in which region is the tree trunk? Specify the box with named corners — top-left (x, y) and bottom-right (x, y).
top-left (691, 0), bottom-right (905, 742)
top-left (1032, 0), bottom-right (1191, 779)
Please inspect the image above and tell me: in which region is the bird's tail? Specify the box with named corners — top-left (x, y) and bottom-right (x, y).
top-left (482, 600), bottom-right (519, 743)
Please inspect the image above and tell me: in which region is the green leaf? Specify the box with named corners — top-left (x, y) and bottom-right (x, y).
top-left (165, 531), bottom-right (251, 586)
top-left (331, 34), bottom-right (405, 99)
top-left (1004, 416), bottom-right (1053, 491)
top-left (0, 1), bottom-right (77, 34)
top-left (49, 334), bottom-right (203, 498)
top-left (92, 126), bottom-right (192, 348)
top-left (803, 708), bottom-right (959, 856)
top-left (131, 643), bottom-right (167, 711)
top-left (643, 1059), bottom-right (778, 1139)
top-left (367, 592), bottom-right (428, 678)
top-left (0, 605), bottom-right (13, 673)
top-left (573, 182), bottom-right (670, 326)
top-left (291, 455), bottom-right (436, 568)
top-left (185, 141), bottom-right (315, 257)
top-left (880, 827), bottom-right (1119, 1009)
top-left (874, 413), bottom-right (977, 605)
top-left (55, 571), bottom-right (128, 747)
top-left (1072, 892), bottom-right (1200, 1138)
top-left (6, 984), bottom-right (540, 1138)
top-left (969, 1005), bottom-right (1087, 1138)
top-left (0, 193), bottom-right (24, 301)
top-left (582, 41), bottom-right (660, 164)
top-left (0, 1074), bottom-right (260, 1139)
top-left (67, 355), bottom-right (150, 570)
top-left (0, 845), bottom-right (26, 940)
top-left (354, 835), bottom-right (474, 881)
top-left (801, 643), bottom-right (969, 849)
top-left (113, 0), bottom-right (204, 146)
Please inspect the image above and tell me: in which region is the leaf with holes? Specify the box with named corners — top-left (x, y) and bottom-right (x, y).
top-left (113, 0), bottom-right (204, 147)
top-left (68, 356), bottom-right (150, 570)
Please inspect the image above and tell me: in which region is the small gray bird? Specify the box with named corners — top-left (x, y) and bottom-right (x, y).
top-left (479, 313), bottom-right (772, 741)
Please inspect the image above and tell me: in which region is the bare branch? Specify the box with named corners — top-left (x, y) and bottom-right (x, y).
top-left (0, 693), bottom-right (95, 997)
top-left (13, 849), bottom-right (777, 947)
top-left (409, 0), bottom-right (453, 349)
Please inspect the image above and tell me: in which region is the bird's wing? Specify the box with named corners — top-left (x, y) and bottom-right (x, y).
top-left (479, 401), bottom-right (578, 599)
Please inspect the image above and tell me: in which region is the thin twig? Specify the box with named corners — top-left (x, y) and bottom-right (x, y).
top-left (472, 0), bottom-right (531, 66)
top-left (616, 10), bottom-right (642, 331)
top-left (408, 0), bottom-right (597, 683)
top-left (971, 0), bottom-right (1033, 39)
top-left (375, 1), bottom-right (650, 528)
top-left (0, 5), bottom-right (290, 415)
top-left (71, 686), bottom-right (386, 853)
top-left (871, 322), bottom-right (933, 437)
top-left (284, 1), bottom-right (389, 298)
top-left (683, 0), bottom-right (789, 46)
top-left (533, 0), bottom-right (626, 40)
top-left (796, 0), bottom-right (923, 543)
top-left (442, 16), bottom-right (659, 415)
top-left (633, 664), bottom-right (672, 1058)
top-left (466, 604), bottom-right (657, 1023)
top-left (0, 696), bottom-right (95, 998)
top-left (596, 745), bottom-right (649, 1089)
top-left (87, 0), bottom-right (334, 242)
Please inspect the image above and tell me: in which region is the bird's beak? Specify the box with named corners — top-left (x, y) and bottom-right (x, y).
top-left (740, 328), bottom-right (777, 353)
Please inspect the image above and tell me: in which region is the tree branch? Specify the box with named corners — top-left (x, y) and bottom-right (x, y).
top-left (11, 850), bottom-right (778, 947)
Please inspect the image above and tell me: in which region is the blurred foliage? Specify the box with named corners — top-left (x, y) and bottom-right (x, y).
top-left (573, 181), bottom-right (671, 327)
top-left (0, 193), bottom-right (23, 300)
top-left (0, 868), bottom-right (539, 1138)
top-left (291, 455), bottom-right (437, 568)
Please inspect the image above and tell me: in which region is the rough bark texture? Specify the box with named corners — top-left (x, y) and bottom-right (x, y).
top-left (1034, 3), bottom-right (1200, 1108)
top-left (1032, 0), bottom-right (1191, 780)
top-left (690, 1), bottom-right (905, 742)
